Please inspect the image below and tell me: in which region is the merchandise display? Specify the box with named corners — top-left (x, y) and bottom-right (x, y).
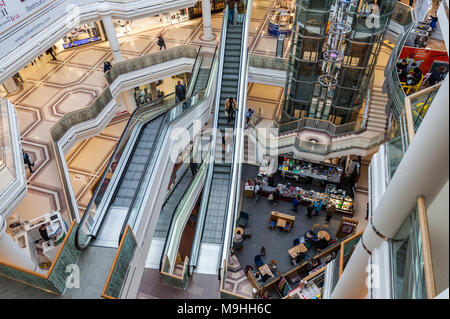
top-left (62, 23), bottom-right (102, 49)
top-left (267, 0), bottom-right (294, 36)
top-left (279, 157), bottom-right (342, 184)
top-left (325, 184), bottom-right (354, 214)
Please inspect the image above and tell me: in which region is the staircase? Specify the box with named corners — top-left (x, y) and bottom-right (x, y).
top-left (366, 86), bottom-right (389, 135)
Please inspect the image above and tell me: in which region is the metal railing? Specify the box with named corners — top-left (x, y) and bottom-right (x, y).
top-left (188, 5), bottom-right (229, 276)
top-left (218, 0), bottom-right (253, 281)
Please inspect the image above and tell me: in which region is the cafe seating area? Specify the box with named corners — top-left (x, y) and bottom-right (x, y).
top-left (234, 167), bottom-right (342, 276)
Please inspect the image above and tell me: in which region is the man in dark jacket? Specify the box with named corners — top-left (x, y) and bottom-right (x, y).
top-left (175, 80), bottom-right (186, 102)
top-left (306, 202), bottom-right (314, 218)
top-left (326, 204), bottom-right (336, 221)
top-left (157, 36), bottom-right (166, 50)
top-left (23, 151), bottom-right (35, 173)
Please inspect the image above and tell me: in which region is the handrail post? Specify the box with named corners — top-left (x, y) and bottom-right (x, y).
top-left (416, 196), bottom-right (436, 299)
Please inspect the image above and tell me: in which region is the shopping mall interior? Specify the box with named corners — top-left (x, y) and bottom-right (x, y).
top-left (0, 0), bottom-right (448, 300)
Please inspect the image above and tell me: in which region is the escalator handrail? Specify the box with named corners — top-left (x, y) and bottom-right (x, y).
top-left (188, 4), bottom-right (229, 275)
top-left (217, 0), bottom-right (253, 280)
top-left (75, 45), bottom-right (204, 250)
top-left (75, 92), bottom-right (176, 250)
top-left (118, 46), bottom-right (219, 245)
top-left (186, 47), bottom-right (203, 97)
top-left (158, 158), bottom-right (208, 273)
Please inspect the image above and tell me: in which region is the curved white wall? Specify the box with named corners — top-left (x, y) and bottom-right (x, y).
top-left (0, 0), bottom-right (197, 83)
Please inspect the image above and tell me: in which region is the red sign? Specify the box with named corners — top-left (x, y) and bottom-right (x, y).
top-left (399, 46), bottom-right (449, 74)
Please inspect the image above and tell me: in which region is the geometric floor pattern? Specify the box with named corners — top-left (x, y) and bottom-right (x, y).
top-left (5, 0), bottom-right (287, 224)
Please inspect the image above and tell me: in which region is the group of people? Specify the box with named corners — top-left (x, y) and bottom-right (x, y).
top-left (396, 56), bottom-right (423, 88)
top-left (226, 0), bottom-right (247, 25)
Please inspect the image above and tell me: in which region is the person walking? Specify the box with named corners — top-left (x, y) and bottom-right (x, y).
top-left (427, 66), bottom-right (447, 87)
top-left (46, 47), bottom-right (57, 61)
top-left (175, 80), bottom-right (186, 102)
top-left (291, 195), bottom-right (300, 213)
top-left (225, 97), bottom-right (238, 123)
top-left (313, 199), bottom-right (322, 216)
top-left (237, 0), bottom-right (246, 25)
top-left (252, 182), bottom-right (261, 205)
top-left (306, 202), bottom-right (314, 218)
top-left (272, 188), bottom-right (279, 205)
top-left (325, 204), bottom-right (336, 222)
top-left (103, 61), bottom-right (112, 73)
top-left (157, 35), bottom-right (166, 50)
top-left (23, 151), bottom-right (35, 173)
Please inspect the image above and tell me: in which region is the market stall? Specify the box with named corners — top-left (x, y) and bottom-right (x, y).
top-left (278, 157), bottom-right (343, 184)
top-left (267, 0), bottom-right (294, 36)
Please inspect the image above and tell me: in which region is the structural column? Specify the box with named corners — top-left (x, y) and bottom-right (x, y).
top-left (331, 77), bottom-right (449, 298)
top-left (201, 0), bottom-right (214, 41)
top-left (150, 82), bottom-right (158, 101)
top-left (121, 90), bottom-right (137, 113)
top-left (98, 3), bottom-right (123, 62)
top-left (0, 216), bottom-right (36, 271)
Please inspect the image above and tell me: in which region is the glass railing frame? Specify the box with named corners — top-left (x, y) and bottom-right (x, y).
top-left (122, 46), bottom-right (219, 245)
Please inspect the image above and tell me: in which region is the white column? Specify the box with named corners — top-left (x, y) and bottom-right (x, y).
top-left (98, 3), bottom-right (123, 63)
top-left (150, 82), bottom-right (158, 101)
top-left (331, 77), bottom-right (449, 298)
top-left (0, 216), bottom-right (36, 271)
top-left (121, 90), bottom-right (137, 114)
top-left (201, 0), bottom-right (214, 41)
top-left (1, 78), bottom-right (19, 94)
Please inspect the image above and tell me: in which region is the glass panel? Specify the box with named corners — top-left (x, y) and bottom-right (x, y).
top-left (391, 207), bottom-right (427, 299)
top-left (0, 98), bottom-right (16, 193)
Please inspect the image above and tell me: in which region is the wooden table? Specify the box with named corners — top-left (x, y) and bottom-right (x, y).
top-left (276, 218), bottom-right (286, 228)
top-left (318, 230), bottom-right (330, 241)
top-left (288, 243), bottom-right (308, 259)
top-left (271, 211), bottom-right (295, 223)
top-left (258, 264), bottom-right (274, 278)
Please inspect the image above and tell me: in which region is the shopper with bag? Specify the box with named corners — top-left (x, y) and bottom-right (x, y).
top-left (225, 97), bottom-right (238, 123)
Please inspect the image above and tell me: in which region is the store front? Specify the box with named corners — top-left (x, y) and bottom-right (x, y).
top-left (253, 155), bottom-right (357, 216)
top-left (267, 0), bottom-right (294, 37)
top-left (113, 9), bottom-right (190, 37)
top-left (59, 22), bottom-right (105, 50)
top-left (188, 0), bottom-right (225, 19)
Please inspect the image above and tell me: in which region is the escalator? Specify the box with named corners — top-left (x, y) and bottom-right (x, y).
top-left (189, 1), bottom-right (252, 275)
top-left (75, 46), bottom-right (218, 250)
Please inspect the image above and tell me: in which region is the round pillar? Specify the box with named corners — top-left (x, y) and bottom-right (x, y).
top-left (331, 77), bottom-right (449, 299)
top-left (98, 3), bottom-right (123, 63)
top-left (201, 0), bottom-right (215, 41)
top-left (0, 216), bottom-right (36, 271)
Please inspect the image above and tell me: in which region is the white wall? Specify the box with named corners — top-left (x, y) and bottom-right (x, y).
top-left (426, 179), bottom-right (449, 295)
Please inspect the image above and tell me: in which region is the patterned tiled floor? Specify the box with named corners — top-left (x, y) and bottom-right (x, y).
top-left (4, 1), bottom-right (284, 225)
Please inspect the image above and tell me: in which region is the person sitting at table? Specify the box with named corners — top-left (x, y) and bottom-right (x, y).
top-left (261, 273), bottom-right (271, 282)
top-left (260, 246), bottom-right (266, 256)
top-left (254, 271), bottom-right (263, 284)
top-left (291, 252), bottom-right (306, 266)
top-left (245, 265), bottom-right (253, 274)
top-left (316, 238), bottom-right (329, 250)
top-left (305, 230), bottom-right (319, 244)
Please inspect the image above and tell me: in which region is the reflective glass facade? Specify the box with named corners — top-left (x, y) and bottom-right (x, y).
top-left (284, 0), bottom-right (395, 126)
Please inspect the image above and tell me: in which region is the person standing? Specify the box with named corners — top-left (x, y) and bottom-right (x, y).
top-left (427, 66), bottom-right (447, 87)
top-left (157, 35), bottom-right (167, 50)
top-left (313, 199), bottom-right (322, 216)
top-left (325, 204), bottom-right (336, 222)
top-left (190, 159), bottom-right (198, 177)
top-left (252, 182), bottom-right (261, 205)
top-left (291, 195), bottom-right (300, 213)
top-left (237, 0), bottom-right (246, 25)
top-left (225, 97), bottom-right (238, 123)
top-left (175, 80), bottom-right (186, 102)
top-left (226, 0), bottom-right (236, 25)
top-left (23, 151), bottom-right (35, 173)
top-left (306, 202), bottom-right (314, 218)
top-left (409, 0), bottom-right (414, 7)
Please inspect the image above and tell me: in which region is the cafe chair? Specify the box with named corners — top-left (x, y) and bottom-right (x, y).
top-left (254, 255), bottom-right (264, 268)
top-left (268, 218), bottom-right (276, 229)
top-left (293, 238), bottom-right (300, 246)
top-left (321, 224), bottom-right (329, 229)
top-left (312, 223), bottom-right (320, 230)
top-left (237, 211), bottom-right (249, 228)
top-left (284, 222), bottom-right (291, 232)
